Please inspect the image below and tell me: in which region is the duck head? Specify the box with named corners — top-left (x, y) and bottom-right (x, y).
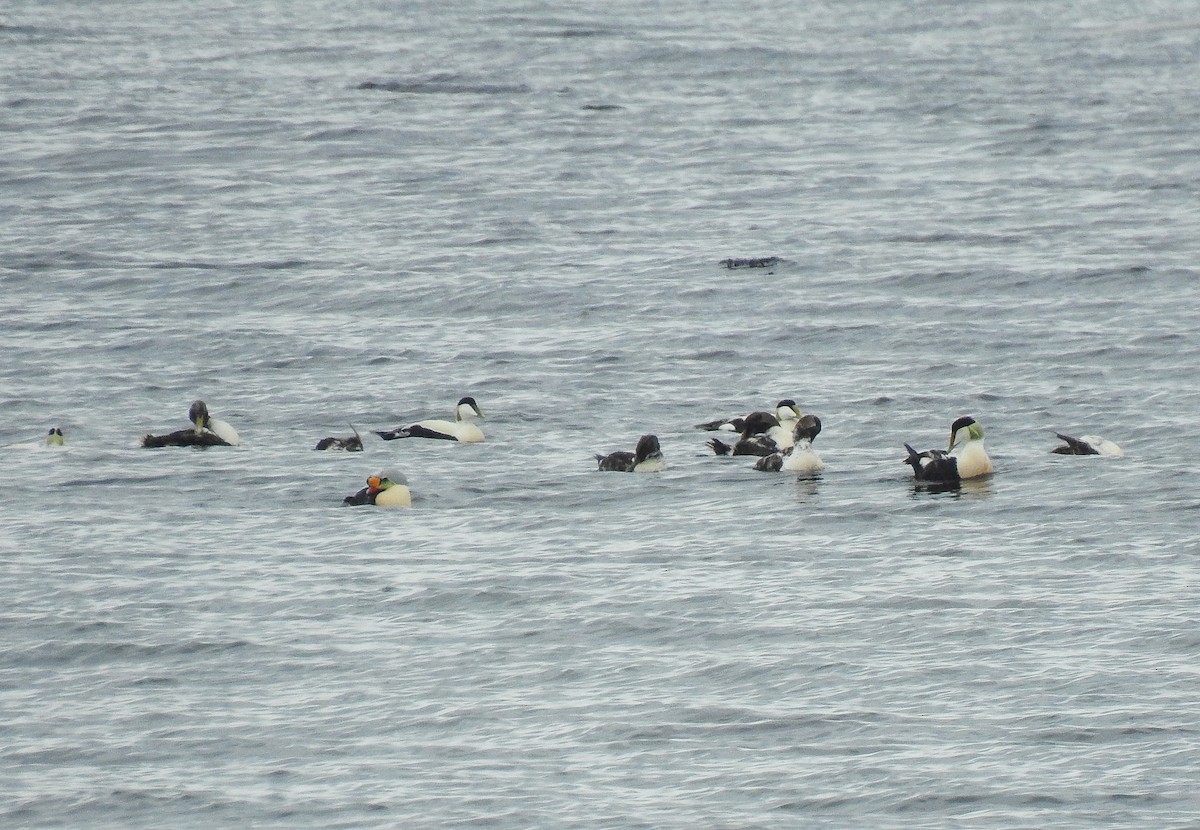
top-left (948, 416), bottom-right (984, 451)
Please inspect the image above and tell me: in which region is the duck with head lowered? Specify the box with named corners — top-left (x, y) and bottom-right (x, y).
top-left (342, 472), bottom-right (411, 507)
top-left (376, 397), bottom-right (484, 443)
top-left (315, 425), bottom-right (364, 451)
top-left (755, 414), bottom-right (824, 473)
top-left (595, 434), bottom-right (665, 472)
top-left (903, 415), bottom-right (993, 483)
top-left (706, 410), bottom-right (785, 457)
top-left (142, 400), bottom-right (241, 448)
top-left (1051, 432), bottom-right (1123, 457)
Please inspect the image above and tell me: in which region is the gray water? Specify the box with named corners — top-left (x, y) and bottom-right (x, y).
top-left (3, 1), bottom-right (1199, 827)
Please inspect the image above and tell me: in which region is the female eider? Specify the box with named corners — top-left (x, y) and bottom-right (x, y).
top-left (342, 472), bottom-right (411, 507)
top-left (142, 400), bottom-right (240, 448)
top-left (376, 397), bottom-right (484, 443)
top-left (595, 434), bottom-right (665, 472)
top-left (1051, 433), bottom-right (1123, 457)
top-left (904, 415), bottom-right (993, 482)
top-left (755, 414), bottom-right (823, 473)
top-left (315, 425), bottom-right (364, 451)
top-left (707, 410), bottom-right (784, 457)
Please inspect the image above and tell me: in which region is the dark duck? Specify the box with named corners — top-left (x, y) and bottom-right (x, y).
top-left (142, 400), bottom-right (240, 448)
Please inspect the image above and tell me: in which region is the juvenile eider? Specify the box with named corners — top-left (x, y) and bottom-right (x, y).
top-left (315, 425), bottom-right (364, 452)
top-left (342, 472), bottom-right (411, 507)
top-left (377, 397), bottom-right (484, 443)
top-left (1051, 433), bottom-right (1123, 457)
top-left (142, 400), bottom-right (240, 448)
top-left (755, 414), bottom-right (823, 473)
top-left (904, 415), bottom-right (993, 483)
top-left (595, 434), bottom-right (665, 472)
top-left (707, 411), bottom-right (783, 457)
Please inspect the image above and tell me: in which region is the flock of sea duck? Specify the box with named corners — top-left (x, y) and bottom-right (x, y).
top-left (19, 395), bottom-right (1124, 507)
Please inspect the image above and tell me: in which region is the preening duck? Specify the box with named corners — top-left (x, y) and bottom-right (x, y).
top-left (342, 472), bottom-right (411, 507)
top-left (904, 415), bottom-right (993, 483)
top-left (755, 414), bottom-right (823, 473)
top-left (1051, 433), bottom-right (1123, 457)
top-left (707, 410), bottom-right (783, 457)
top-left (142, 400), bottom-right (240, 448)
top-left (315, 425), bottom-right (364, 451)
top-left (595, 434), bottom-right (665, 472)
top-left (376, 397), bottom-right (484, 443)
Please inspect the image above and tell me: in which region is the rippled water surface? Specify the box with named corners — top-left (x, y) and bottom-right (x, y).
top-left (3, 1), bottom-right (1199, 827)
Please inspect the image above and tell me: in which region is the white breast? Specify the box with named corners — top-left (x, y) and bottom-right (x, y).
top-left (952, 441), bottom-right (993, 479)
top-left (207, 417), bottom-right (240, 446)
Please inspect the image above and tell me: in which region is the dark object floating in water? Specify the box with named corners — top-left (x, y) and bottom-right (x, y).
top-left (357, 79), bottom-right (530, 96)
top-left (581, 104), bottom-right (623, 111)
top-left (721, 257), bottom-right (780, 269)
top-left (315, 426), bottom-right (364, 452)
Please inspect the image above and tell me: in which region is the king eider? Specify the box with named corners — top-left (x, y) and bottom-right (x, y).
top-left (1051, 433), bottom-right (1123, 457)
top-left (755, 414), bottom-right (823, 473)
top-left (595, 434), bottom-right (665, 472)
top-left (376, 397), bottom-right (484, 443)
top-left (142, 400), bottom-right (241, 448)
top-left (904, 415), bottom-right (993, 483)
top-left (315, 425), bottom-right (364, 451)
top-left (342, 472), bottom-right (411, 507)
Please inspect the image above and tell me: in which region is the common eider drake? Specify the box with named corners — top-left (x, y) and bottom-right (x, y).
top-left (376, 397), bottom-right (484, 443)
top-left (694, 399), bottom-right (802, 433)
top-left (342, 472), bottom-right (411, 507)
top-left (47, 427), bottom-right (65, 447)
top-left (755, 414), bottom-right (823, 473)
top-left (595, 434), bottom-right (665, 472)
top-left (142, 400), bottom-right (241, 448)
top-left (315, 425), bottom-right (364, 452)
top-left (1051, 433), bottom-right (1123, 457)
top-left (904, 415), bottom-right (993, 482)
top-left (707, 410), bottom-right (784, 457)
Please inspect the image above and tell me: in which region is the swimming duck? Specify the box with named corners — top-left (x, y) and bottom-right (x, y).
top-left (141, 400), bottom-right (240, 448)
top-left (342, 472), bottom-right (412, 507)
top-left (904, 415), bottom-right (993, 482)
top-left (376, 397), bottom-right (484, 443)
top-left (755, 414), bottom-right (823, 473)
top-left (4, 427), bottom-right (66, 449)
top-left (707, 411), bottom-right (783, 457)
top-left (1051, 433), bottom-right (1123, 457)
top-left (595, 434), bottom-right (665, 472)
top-left (694, 399), bottom-right (802, 433)
top-left (315, 425), bottom-right (364, 452)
